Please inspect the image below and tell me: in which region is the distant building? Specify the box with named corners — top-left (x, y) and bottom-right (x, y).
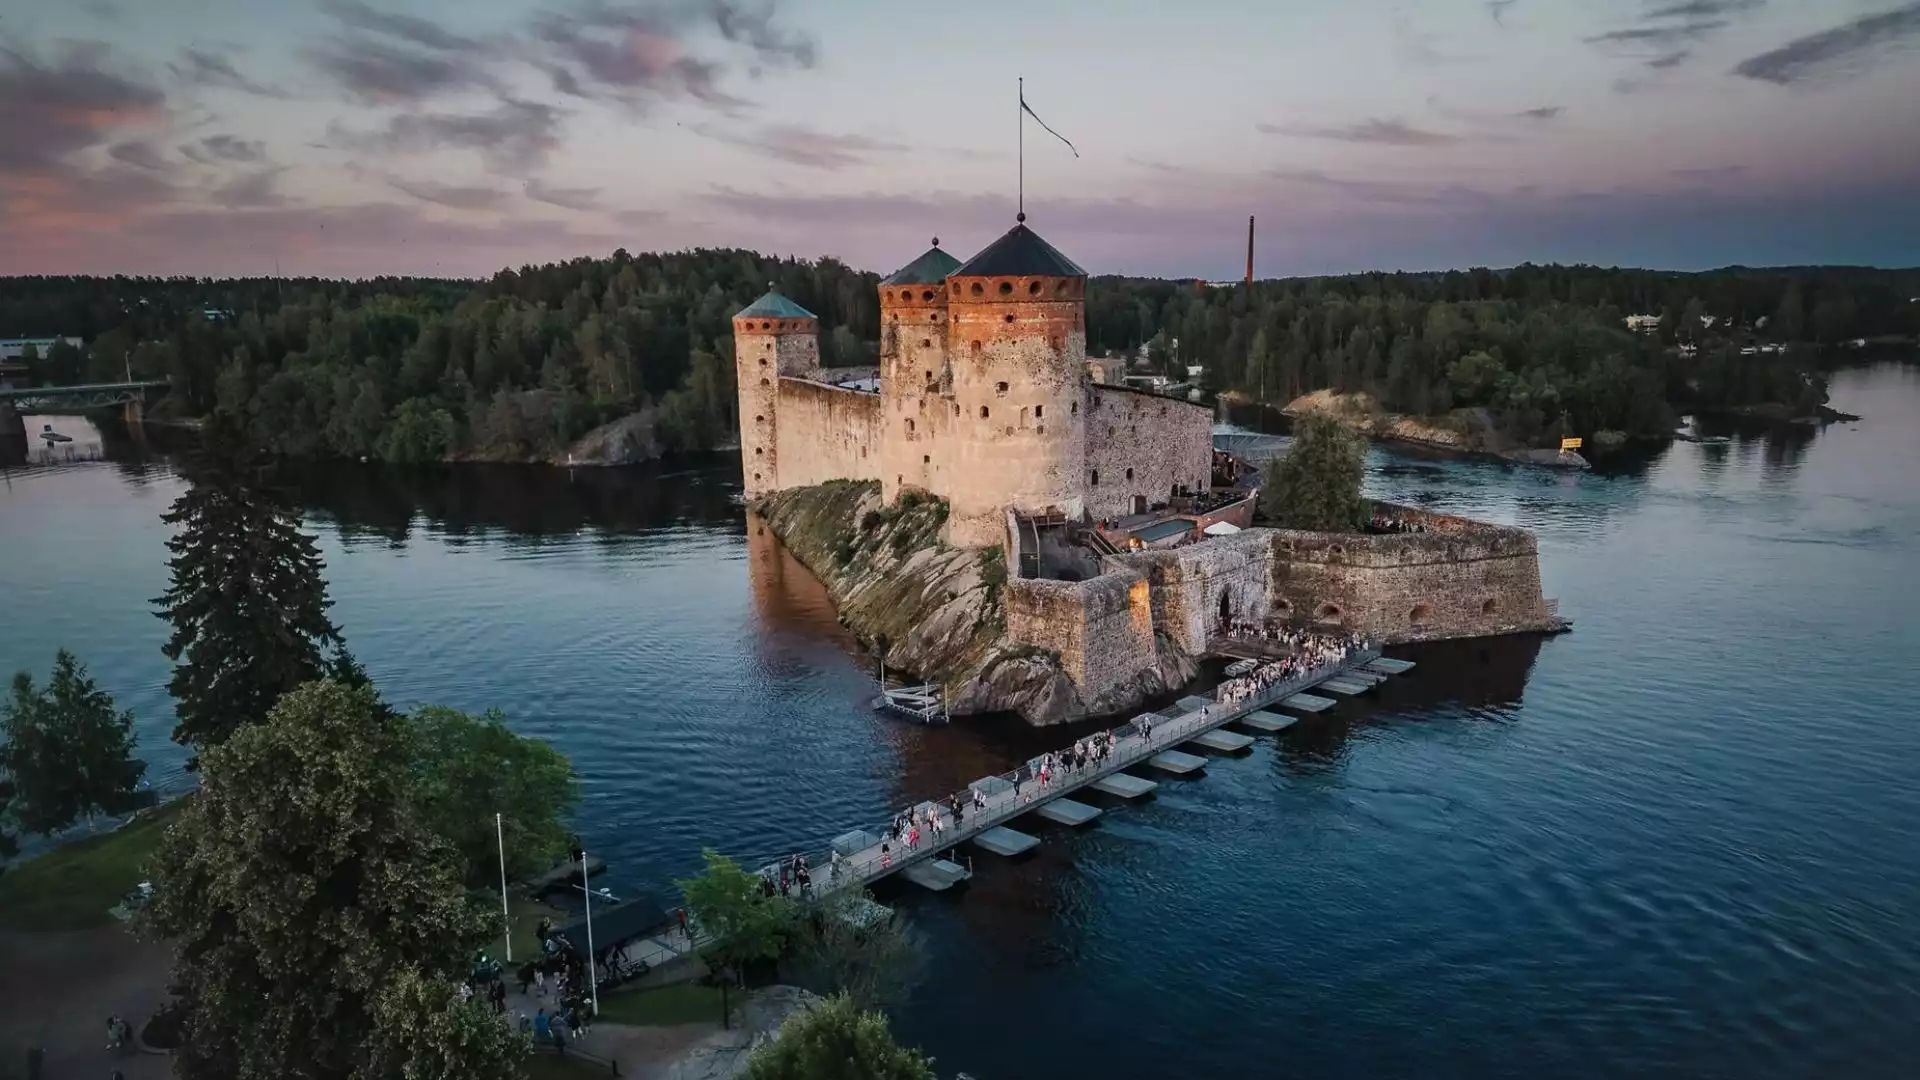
top-left (1623, 314), bottom-right (1662, 334)
top-left (0, 336), bottom-right (82, 361)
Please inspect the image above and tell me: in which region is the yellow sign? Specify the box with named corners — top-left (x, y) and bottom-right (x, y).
top-left (1561, 437), bottom-right (1584, 451)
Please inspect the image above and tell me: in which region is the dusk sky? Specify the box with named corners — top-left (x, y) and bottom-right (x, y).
top-left (3, 0), bottom-right (1918, 280)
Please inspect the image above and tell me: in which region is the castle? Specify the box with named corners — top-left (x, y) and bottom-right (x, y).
top-left (733, 218), bottom-right (1215, 548)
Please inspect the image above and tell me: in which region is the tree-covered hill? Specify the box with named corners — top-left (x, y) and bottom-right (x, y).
top-left (4, 256), bottom-right (1913, 462)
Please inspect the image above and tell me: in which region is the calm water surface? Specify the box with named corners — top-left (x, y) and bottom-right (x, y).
top-left (4, 363), bottom-right (1918, 1080)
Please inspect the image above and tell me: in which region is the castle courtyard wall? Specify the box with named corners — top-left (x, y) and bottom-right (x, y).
top-left (773, 378), bottom-right (881, 490)
top-left (1111, 528), bottom-right (1275, 656)
top-left (1084, 386), bottom-right (1214, 522)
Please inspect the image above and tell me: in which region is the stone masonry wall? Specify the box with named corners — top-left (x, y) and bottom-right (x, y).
top-left (734, 317), bottom-right (819, 497)
top-left (879, 293), bottom-right (954, 506)
top-left (1005, 570), bottom-right (1157, 706)
top-left (943, 274), bottom-right (1088, 548)
top-left (1112, 527), bottom-right (1275, 656)
top-left (773, 378), bottom-right (881, 490)
top-left (1084, 385), bottom-right (1215, 522)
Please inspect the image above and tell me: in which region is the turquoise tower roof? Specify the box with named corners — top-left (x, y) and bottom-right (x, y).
top-left (735, 288), bottom-right (816, 320)
top-left (881, 240), bottom-right (963, 286)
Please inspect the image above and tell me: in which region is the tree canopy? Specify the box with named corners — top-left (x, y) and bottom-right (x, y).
top-left (402, 706), bottom-right (578, 888)
top-left (1, 649), bottom-right (143, 835)
top-left (154, 411), bottom-right (349, 752)
top-left (144, 679), bottom-right (525, 1080)
top-left (677, 849), bottom-right (797, 971)
top-left (789, 889), bottom-right (927, 1011)
top-left (1260, 412), bottom-right (1369, 533)
top-left (742, 994), bottom-right (936, 1080)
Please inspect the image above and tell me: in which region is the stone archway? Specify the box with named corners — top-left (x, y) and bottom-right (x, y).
top-left (1217, 586), bottom-right (1233, 631)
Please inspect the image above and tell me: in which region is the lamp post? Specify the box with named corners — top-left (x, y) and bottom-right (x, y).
top-left (580, 847), bottom-right (600, 1017)
top-left (496, 813), bottom-right (511, 962)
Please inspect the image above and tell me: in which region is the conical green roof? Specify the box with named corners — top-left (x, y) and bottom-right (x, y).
top-left (735, 288), bottom-right (816, 319)
top-left (882, 243), bottom-right (962, 286)
top-left (953, 221), bottom-right (1085, 278)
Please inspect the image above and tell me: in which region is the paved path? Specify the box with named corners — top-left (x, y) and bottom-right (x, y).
top-left (0, 926), bottom-right (174, 1080)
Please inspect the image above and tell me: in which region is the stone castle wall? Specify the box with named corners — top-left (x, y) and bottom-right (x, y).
top-left (943, 274), bottom-right (1089, 547)
top-left (1111, 528), bottom-right (1276, 656)
top-left (735, 317), bottom-right (820, 497)
top-left (1084, 385), bottom-right (1215, 521)
top-left (1005, 570), bottom-right (1157, 706)
top-left (879, 289), bottom-right (954, 505)
top-left (773, 378), bottom-right (881, 490)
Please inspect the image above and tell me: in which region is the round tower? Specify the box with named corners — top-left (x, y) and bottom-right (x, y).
top-left (943, 216), bottom-right (1089, 547)
top-left (731, 286), bottom-right (820, 497)
top-left (877, 239), bottom-right (961, 504)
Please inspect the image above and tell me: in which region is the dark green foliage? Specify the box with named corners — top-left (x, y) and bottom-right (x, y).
top-left (1, 650), bottom-right (144, 836)
top-left (0, 776), bottom-right (16, 864)
top-left (1260, 413), bottom-right (1369, 533)
top-left (403, 706), bottom-right (578, 888)
top-left (1084, 264), bottom-right (1920, 442)
top-left (0, 252), bottom-right (878, 463)
top-left (144, 680), bottom-right (527, 1080)
top-left (676, 848), bottom-right (798, 970)
top-left (860, 509), bottom-right (884, 533)
top-left (154, 412), bottom-right (347, 753)
top-left (742, 994), bottom-right (936, 1080)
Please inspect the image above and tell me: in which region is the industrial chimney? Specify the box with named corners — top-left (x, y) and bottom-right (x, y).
top-left (1245, 215), bottom-right (1255, 288)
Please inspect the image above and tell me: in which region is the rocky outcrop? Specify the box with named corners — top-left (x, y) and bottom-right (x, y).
top-left (657, 985), bottom-right (823, 1080)
top-left (1285, 389), bottom-right (1589, 470)
top-left (757, 480), bottom-right (1131, 725)
top-left (559, 409), bottom-right (663, 466)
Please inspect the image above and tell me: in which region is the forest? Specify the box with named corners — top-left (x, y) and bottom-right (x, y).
top-left (3, 256), bottom-right (1913, 462)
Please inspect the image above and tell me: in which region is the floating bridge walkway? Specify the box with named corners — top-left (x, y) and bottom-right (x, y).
top-left (575, 650), bottom-right (1417, 979)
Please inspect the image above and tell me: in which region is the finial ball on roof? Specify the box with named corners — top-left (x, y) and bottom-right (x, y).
top-left (1016, 212), bottom-right (1026, 223)
top-left (931, 237), bottom-right (939, 248)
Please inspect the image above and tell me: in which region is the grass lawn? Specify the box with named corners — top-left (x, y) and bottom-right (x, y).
top-left (594, 982), bottom-right (728, 1028)
top-left (0, 798), bottom-right (190, 932)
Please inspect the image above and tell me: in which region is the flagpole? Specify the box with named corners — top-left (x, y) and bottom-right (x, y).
top-left (1017, 76), bottom-right (1024, 220)
top-left (496, 812), bottom-right (511, 963)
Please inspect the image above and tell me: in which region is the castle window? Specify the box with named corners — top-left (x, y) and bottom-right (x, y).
top-left (925, 369), bottom-right (934, 383)
top-left (901, 290), bottom-right (912, 302)
top-left (1316, 603), bottom-right (1343, 622)
top-left (754, 447), bottom-right (763, 456)
top-left (1329, 544), bottom-right (1345, 556)
top-left (760, 321), bottom-right (770, 330)
top-left (759, 357), bottom-right (766, 366)
top-left (921, 289), bottom-right (935, 301)
top-left (1125, 467), bottom-right (1134, 480)
top-left (980, 406), bottom-right (989, 419)
top-left (905, 418), bottom-right (915, 434)
top-left (862, 446), bottom-right (868, 458)
top-left (1028, 280), bottom-right (1041, 295)
top-left (953, 282), bottom-right (963, 296)
top-left (970, 282), bottom-right (984, 297)
top-left (921, 339), bottom-right (931, 348)
top-left (931, 313), bottom-right (941, 322)
top-left (1051, 336), bottom-right (1062, 350)
top-left (971, 340), bottom-right (982, 356)
top-left (923, 454), bottom-right (931, 464)
top-left (998, 281), bottom-right (1013, 296)
top-left (1410, 604), bottom-right (1432, 624)
top-left (1004, 314), bottom-right (1015, 324)
top-left (1090, 470), bottom-right (1099, 486)
top-left (1109, 426), bottom-right (1116, 438)
top-left (1071, 401), bottom-right (1078, 415)
top-left (1035, 405), bottom-right (1044, 419)
top-left (954, 403), bottom-right (960, 416)
top-left (759, 378), bottom-right (770, 386)
top-left (753, 472), bottom-right (761, 481)
top-left (1483, 598), bottom-right (1499, 616)
top-left (1056, 280), bottom-right (1069, 295)
top-left (996, 381), bottom-right (1009, 396)
top-left (754, 414), bottom-right (764, 422)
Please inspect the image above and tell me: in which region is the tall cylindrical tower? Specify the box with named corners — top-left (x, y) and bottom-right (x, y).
top-left (877, 239), bottom-right (961, 503)
top-left (731, 287), bottom-right (819, 497)
top-left (942, 218), bottom-right (1089, 547)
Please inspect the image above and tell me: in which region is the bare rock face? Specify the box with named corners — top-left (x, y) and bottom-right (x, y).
top-left (950, 648), bottom-right (1083, 724)
top-left (560, 409), bottom-right (661, 466)
top-left (658, 985), bottom-right (824, 1080)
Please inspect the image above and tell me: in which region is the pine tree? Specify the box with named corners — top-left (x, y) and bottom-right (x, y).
top-left (1, 650), bottom-right (145, 834)
top-left (154, 411), bottom-right (347, 753)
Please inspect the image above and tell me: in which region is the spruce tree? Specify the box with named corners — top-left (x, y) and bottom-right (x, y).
top-left (1259, 412), bottom-right (1369, 533)
top-left (154, 410), bottom-right (347, 753)
top-left (2, 650), bottom-right (144, 834)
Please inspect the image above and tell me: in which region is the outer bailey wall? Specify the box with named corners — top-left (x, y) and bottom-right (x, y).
top-left (1111, 528), bottom-right (1275, 656)
top-left (1005, 570), bottom-right (1156, 704)
top-left (774, 378), bottom-right (882, 489)
top-left (1084, 386), bottom-right (1215, 521)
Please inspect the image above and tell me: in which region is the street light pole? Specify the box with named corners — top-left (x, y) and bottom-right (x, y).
top-left (582, 848), bottom-right (600, 1017)
top-left (496, 813), bottom-right (511, 963)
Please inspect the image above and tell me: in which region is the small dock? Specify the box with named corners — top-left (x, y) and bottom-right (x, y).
top-left (1091, 773), bottom-right (1158, 799)
top-left (974, 826), bottom-right (1041, 857)
top-left (1148, 749), bottom-right (1208, 775)
top-left (1365, 657), bottom-right (1417, 676)
top-left (1034, 798), bottom-right (1103, 826)
top-left (1282, 692), bottom-right (1337, 712)
top-left (1319, 676), bottom-right (1374, 696)
top-left (1237, 710), bottom-right (1297, 733)
top-left (1189, 729), bottom-right (1255, 753)
top-left (875, 683), bottom-right (948, 724)
top-left (900, 856), bottom-right (973, 891)
top-left (524, 854), bottom-right (607, 898)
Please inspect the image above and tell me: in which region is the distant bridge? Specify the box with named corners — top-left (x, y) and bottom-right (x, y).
top-left (1212, 429), bottom-right (1289, 466)
top-left (0, 380), bottom-right (169, 412)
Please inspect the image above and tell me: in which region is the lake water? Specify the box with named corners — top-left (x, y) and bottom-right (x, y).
top-left (3, 362), bottom-right (1918, 1080)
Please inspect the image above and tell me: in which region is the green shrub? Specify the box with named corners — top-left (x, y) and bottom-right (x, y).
top-left (860, 509), bottom-right (884, 533)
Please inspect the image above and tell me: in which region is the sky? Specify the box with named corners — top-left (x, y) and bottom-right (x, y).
top-left (1, 0), bottom-right (1918, 280)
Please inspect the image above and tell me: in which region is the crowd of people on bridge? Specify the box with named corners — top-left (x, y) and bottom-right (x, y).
top-left (1216, 631), bottom-right (1368, 708)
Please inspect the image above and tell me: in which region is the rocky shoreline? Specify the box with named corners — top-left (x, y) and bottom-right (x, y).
top-left (753, 480), bottom-right (1170, 725)
top-left (1280, 389), bottom-right (1592, 470)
